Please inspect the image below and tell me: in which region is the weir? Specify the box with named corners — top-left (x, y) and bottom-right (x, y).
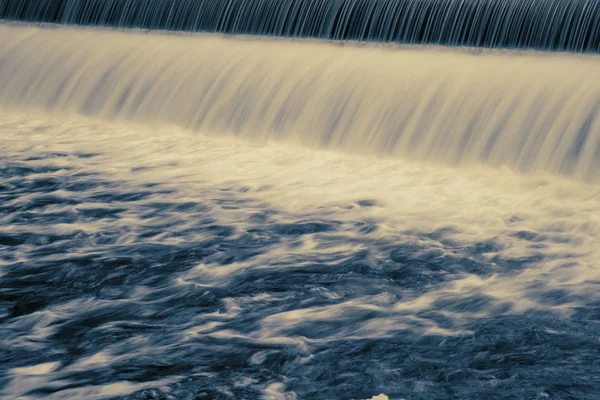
top-left (1, 0), bottom-right (600, 52)
top-left (0, 24), bottom-right (599, 182)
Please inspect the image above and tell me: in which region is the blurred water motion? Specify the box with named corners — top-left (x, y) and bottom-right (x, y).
top-left (3, 0), bottom-right (600, 52)
top-left (1, 113), bottom-right (599, 399)
top-left (0, 20), bottom-right (599, 400)
top-left (1, 25), bottom-right (599, 182)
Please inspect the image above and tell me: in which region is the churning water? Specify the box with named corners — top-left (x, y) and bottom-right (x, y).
top-left (0, 21), bottom-right (599, 400)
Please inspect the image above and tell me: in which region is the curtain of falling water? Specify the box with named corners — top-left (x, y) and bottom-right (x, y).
top-left (2, 0), bottom-right (600, 52)
top-left (0, 24), bottom-right (599, 181)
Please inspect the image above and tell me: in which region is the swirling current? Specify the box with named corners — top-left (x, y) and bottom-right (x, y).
top-left (1, 23), bottom-right (600, 400)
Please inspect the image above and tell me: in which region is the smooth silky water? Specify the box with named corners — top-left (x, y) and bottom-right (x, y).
top-left (1, 24), bottom-right (599, 399)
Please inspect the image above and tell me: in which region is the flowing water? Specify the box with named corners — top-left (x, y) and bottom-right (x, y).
top-left (2, 0), bottom-right (600, 52)
top-left (1, 23), bottom-right (599, 400)
top-left (2, 25), bottom-right (599, 182)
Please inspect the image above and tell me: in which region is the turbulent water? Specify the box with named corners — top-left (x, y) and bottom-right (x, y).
top-left (1, 23), bottom-right (600, 400)
top-left (2, 0), bottom-right (600, 52)
top-left (1, 111), bottom-right (599, 399)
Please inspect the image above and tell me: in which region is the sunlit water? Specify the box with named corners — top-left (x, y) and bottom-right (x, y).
top-left (1, 112), bottom-right (599, 399)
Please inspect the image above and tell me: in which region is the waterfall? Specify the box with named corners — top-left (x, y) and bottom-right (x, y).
top-left (1, 24), bottom-right (599, 181)
top-left (2, 0), bottom-right (600, 52)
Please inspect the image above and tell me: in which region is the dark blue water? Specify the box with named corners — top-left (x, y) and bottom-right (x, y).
top-left (1, 115), bottom-right (599, 399)
top-left (2, 0), bottom-right (600, 52)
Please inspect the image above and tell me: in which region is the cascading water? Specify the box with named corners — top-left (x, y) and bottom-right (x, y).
top-left (1, 5), bottom-right (599, 400)
top-left (2, 0), bottom-right (600, 52)
top-left (1, 25), bottom-right (599, 181)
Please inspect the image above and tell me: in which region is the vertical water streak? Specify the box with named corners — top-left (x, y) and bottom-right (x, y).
top-left (1, 0), bottom-right (600, 51)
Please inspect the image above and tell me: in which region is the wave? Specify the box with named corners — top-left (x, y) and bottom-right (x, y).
top-left (0, 24), bottom-right (599, 182)
top-left (2, 0), bottom-right (600, 52)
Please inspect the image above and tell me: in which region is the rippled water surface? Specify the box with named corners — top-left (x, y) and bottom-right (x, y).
top-left (1, 112), bottom-right (599, 399)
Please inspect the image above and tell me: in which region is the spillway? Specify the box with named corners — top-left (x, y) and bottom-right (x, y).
top-left (0, 24), bottom-right (599, 182)
top-left (2, 0), bottom-right (600, 52)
